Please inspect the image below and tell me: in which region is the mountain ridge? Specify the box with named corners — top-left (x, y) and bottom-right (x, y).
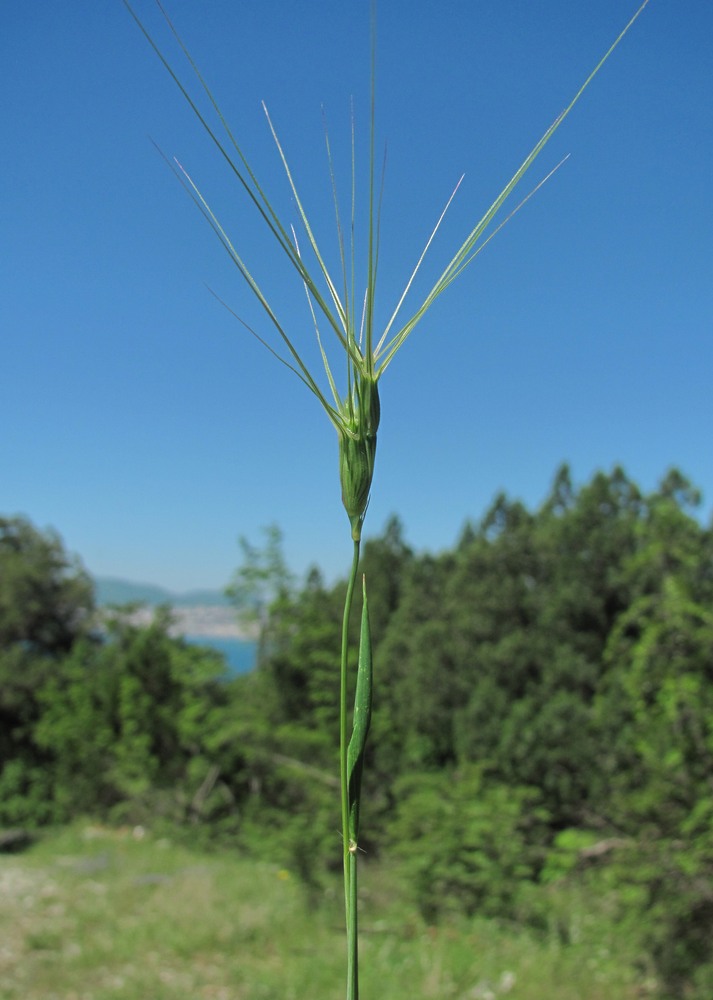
top-left (94, 576), bottom-right (230, 608)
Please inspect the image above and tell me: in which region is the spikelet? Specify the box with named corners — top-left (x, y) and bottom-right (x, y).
top-left (338, 374), bottom-right (380, 541)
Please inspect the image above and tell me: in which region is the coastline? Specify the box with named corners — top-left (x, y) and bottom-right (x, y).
top-left (99, 604), bottom-right (256, 641)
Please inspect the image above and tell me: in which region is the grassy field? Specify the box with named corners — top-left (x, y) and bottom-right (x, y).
top-left (0, 824), bottom-right (654, 1000)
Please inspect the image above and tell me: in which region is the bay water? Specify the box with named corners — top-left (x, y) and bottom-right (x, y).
top-left (184, 635), bottom-right (257, 676)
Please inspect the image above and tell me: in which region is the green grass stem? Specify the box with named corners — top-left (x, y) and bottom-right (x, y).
top-left (339, 540), bottom-right (361, 999)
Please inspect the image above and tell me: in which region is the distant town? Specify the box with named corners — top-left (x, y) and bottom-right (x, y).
top-left (119, 603), bottom-right (251, 640)
top-left (93, 576), bottom-right (254, 639)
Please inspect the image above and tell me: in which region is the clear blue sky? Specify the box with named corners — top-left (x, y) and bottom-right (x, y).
top-left (3, 1), bottom-right (711, 592)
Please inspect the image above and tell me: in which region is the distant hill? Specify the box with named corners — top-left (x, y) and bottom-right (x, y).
top-left (94, 576), bottom-right (230, 608)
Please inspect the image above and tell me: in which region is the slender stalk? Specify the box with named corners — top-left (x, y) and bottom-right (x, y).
top-left (340, 538), bottom-right (361, 1000)
top-left (348, 847), bottom-right (359, 1000)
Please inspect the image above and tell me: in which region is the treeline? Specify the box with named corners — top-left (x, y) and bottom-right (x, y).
top-left (2, 464), bottom-right (713, 997)
top-left (0, 517), bottom-right (229, 828)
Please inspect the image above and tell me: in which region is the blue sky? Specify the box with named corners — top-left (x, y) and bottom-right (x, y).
top-left (3, 1), bottom-right (711, 592)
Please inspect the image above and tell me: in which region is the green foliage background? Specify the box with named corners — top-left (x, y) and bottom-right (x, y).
top-left (2, 463), bottom-right (712, 997)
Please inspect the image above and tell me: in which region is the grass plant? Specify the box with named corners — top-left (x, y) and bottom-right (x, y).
top-left (0, 824), bottom-right (651, 1000)
top-left (124, 3), bottom-right (651, 995)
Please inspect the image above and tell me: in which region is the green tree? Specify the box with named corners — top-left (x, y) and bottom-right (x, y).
top-left (593, 578), bottom-right (713, 998)
top-left (35, 608), bottom-right (229, 823)
top-left (389, 765), bottom-right (548, 922)
top-left (0, 516), bottom-right (94, 825)
top-left (357, 515), bottom-right (413, 646)
top-left (0, 515), bottom-right (94, 655)
top-left (216, 465), bottom-right (713, 991)
top-left (225, 524), bottom-right (294, 667)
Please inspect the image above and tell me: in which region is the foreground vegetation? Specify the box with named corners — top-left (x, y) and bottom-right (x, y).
top-left (0, 823), bottom-right (650, 1000)
top-left (2, 462), bottom-right (713, 997)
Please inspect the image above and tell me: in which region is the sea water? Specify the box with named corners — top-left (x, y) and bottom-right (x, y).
top-left (184, 635), bottom-right (257, 676)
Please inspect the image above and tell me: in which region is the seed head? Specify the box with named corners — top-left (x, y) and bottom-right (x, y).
top-left (124, 0), bottom-right (654, 544)
top-left (338, 374), bottom-right (380, 541)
